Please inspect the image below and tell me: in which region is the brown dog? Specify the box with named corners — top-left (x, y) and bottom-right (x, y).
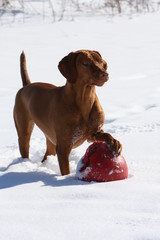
top-left (14, 50), bottom-right (122, 175)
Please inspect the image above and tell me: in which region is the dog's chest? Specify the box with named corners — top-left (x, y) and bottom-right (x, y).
top-left (71, 115), bottom-right (103, 148)
top-left (71, 126), bottom-right (84, 145)
top-left (70, 99), bottom-right (104, 147)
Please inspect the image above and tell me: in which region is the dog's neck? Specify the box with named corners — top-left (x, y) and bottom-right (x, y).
top-left (65, 81), bottom-right (96, 122)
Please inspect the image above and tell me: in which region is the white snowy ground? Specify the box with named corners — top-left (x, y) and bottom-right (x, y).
top-left (0, 11), bottom-right (160, 240)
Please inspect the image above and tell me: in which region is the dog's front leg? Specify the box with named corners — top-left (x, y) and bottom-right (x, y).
top-left (92, 131), bottom-right (122, 156)
top-left (56, 144), bottom-right (72, 176)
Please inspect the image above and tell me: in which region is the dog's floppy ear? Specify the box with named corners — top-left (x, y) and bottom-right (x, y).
top-left (58, 52), bottom-right (79, 84)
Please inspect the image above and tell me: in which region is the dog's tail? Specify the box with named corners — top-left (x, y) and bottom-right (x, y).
top-left (20, 51), bottom-right (31, 87)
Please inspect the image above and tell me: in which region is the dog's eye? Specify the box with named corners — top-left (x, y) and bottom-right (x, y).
top-left (82, 62), bottom-right (88, 66)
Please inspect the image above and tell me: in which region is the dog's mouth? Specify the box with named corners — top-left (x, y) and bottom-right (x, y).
top-left (96, 72), bottom-right (109, 86)
top-left (96, 78), bottom-right (108, 86)
top-left (89, 72), bottom-right (109, 87)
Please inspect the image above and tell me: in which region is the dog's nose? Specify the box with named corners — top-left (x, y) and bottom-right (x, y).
top-left (100, 72), bottom-right (109, 78)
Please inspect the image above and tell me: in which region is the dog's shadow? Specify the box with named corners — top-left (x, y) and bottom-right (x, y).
top-left (0, 158), bottom-right (89, 189)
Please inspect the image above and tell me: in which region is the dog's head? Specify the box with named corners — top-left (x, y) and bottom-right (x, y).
top-left (58, 50), bottom-right (109, 86)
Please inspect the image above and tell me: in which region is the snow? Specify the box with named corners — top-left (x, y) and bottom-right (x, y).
top-left (0, 10), bottom-right (160, 240)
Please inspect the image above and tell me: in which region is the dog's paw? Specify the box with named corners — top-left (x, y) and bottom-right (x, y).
top-left (107, 138), bottom-right (122, 156)
top-left (92, 132), bottom-right (122, 156)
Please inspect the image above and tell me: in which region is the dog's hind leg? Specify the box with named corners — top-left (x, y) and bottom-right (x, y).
top-left (42, 137), bottom-right (56, 162)
top-left (14, 106), bottom-right (34, 159)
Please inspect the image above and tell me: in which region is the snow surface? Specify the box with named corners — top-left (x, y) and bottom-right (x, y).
top-left (0, 11), bottom-right (160, 240)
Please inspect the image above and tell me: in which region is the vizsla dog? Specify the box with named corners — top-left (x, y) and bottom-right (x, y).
top-left (14, 50), bottom-right (122, 175)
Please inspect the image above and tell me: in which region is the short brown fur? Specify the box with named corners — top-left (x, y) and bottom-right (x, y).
top-left (14, 50), bottom-right (122, 175)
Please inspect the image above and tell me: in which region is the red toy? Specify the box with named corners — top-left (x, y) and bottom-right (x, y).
top-left (76, 141), bottom-right (128, 182)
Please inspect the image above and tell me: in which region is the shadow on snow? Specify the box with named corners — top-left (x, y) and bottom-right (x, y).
top-left (0, 158), bottom-right (90, 189)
